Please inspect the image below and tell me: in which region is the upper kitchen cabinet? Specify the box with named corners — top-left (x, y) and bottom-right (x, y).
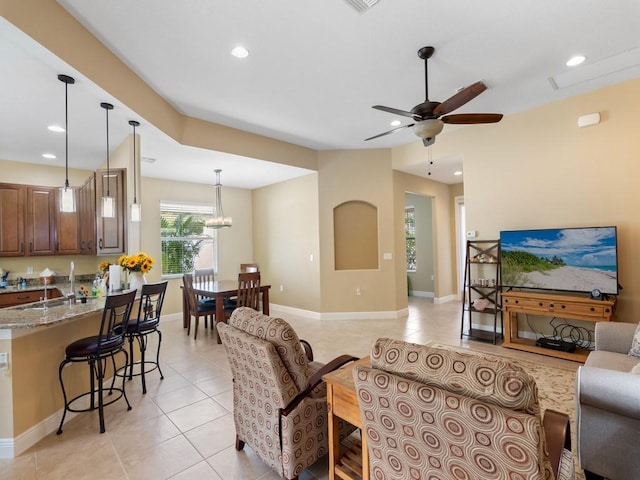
top-left (95, 168), bottom-right (126, 255)
top-left (55, 191), bottom-right (82, 256)
top-left (78, 173), bottom-right (96, 255)
top-left (26, 186), bottom-right (56, 256)
top-left (0, 184), bottom-right (26, 257)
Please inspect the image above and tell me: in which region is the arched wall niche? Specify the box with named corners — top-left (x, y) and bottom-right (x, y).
top-left (333, 200), bottom-right (379, 270)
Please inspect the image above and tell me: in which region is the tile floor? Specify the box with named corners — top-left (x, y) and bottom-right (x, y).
top-left (0, 297), bottom-right (578, 479)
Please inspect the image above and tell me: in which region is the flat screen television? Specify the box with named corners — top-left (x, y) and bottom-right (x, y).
top-left (500, 226), bottom-right (618, 295)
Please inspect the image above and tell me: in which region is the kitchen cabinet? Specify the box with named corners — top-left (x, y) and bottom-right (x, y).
top-left (95, 168), bottom-right (126, 255)
top-left (55, 191), bottom-right (81, 255)
top-left (25, 186), bottom-right (56, 256)
top-left (0, 184), bottom-right (25, 256)
top-left (0, 169), bottom-right (126, 257)
top-left (79, 173), bottom-right (96, 255)
top-left (0, 288), bottom-right (62, 308)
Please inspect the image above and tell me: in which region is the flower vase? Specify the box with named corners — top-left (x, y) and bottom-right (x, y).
top-left (128, 271), bottom-right (147, 293)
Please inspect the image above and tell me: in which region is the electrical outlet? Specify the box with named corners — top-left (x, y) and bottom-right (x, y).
top-left (466, 231), bottom-right (477, 238)
top-left (356, 288), bottom-right (361, 296)
top-left (279, 285), bottom-right (284, 292)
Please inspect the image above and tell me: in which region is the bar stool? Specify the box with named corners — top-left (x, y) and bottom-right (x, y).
top-left (56, 290), bottom-right (137, 435)
top-left (122, 281), bottom-right (168, 394)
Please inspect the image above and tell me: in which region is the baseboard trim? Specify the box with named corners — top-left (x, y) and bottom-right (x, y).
top-left (434, 294), bottom-right (459, 304)
top-left (270, 304), bottom-right (410, 321)
top-left (409, 290), bottom-right (434, 298)
top-left (0, 408), bottom-right (80, 459)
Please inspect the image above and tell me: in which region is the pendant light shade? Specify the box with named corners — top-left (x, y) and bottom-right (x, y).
top-left (100, 102), bottom-right (115, 218)
top-left (206, 169), bottom-right (232, 228)
top-left (129, 120), bottom-right (142, 222)
top-left (58, 74), bottom-right (76, 213)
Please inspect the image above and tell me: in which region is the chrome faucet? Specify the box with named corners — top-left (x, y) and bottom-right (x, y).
top-left (41, 277), bottom-right (48, 310)
top-left (68, 261), bottom-right (76, 304)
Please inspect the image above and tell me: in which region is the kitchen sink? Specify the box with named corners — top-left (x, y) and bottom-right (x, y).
top-left (16, 298), bottom-right (71, 310)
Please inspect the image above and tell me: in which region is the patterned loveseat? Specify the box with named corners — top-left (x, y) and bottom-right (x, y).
top-left (353, 338), bottom-right (574, 480)
top-left (217, 307), bottom-right (357, 480)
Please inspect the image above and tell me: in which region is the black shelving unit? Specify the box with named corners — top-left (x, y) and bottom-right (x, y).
top-left (460, 239), bottom-right (503, 344)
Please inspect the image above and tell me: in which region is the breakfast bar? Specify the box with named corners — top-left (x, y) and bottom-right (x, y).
top-left (0, 294), bottom-right (127, 458)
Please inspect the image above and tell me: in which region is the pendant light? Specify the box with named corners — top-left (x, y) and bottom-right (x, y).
top-left (205, 169), bottom-right (232, 228)
top-left (128, 120), bottom-right (142, 222)
top-left (57, 74), bottom-right (76, 212)
top-left (100, 102), bottom-right (115, 218)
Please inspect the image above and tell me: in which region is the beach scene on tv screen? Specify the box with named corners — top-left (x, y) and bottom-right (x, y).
top-left (500, 227), bottom-right (618, 294)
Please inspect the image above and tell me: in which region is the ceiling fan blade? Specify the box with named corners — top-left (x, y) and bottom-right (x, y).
top-left (372, 105), bottom-right (419, 119)
top-left (441, 113), bottom-right (503, 124)
top-left (432, 81), bottom-right (487, 117)
top-left (365, 123), bottom-right (415, 141)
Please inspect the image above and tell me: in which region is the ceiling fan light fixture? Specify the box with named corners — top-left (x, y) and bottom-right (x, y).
top-left (413, 119), bottom-right (444, 140)
top-left (390, 120), bottom-right (401, 127)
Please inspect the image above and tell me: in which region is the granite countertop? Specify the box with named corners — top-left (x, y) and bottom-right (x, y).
top-left (0, 295), bottom-right (106, 329)
top-left (0, 280), bottom-right (107, 329)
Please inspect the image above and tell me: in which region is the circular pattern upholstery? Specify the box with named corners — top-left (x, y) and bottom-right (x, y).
top-left (355, 338), bottom-right (555, 480)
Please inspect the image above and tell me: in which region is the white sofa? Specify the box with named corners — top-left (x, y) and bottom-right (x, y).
top-left (576, 322), bottom-right (640, 480)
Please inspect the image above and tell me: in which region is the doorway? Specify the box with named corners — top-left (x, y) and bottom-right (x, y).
top-left (405, 193), bottom-right (435, 298)
top-left (455, 195), bottom-right (466, 296)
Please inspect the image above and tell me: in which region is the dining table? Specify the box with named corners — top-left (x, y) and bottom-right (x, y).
top-left (182, 279), bottom-right (271, 328)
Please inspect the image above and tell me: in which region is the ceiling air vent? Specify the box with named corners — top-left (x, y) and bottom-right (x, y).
top-left (344, 0), bottom-right (379, 13)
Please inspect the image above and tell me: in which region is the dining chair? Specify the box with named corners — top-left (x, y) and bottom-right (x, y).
top-left (224, 271), bottom-right (261, 316)
top-left (182, 273), bottom-right (216, 340)
top-left (57, 290), bottom-right (137, 434)
top-left (122, 281), bottom-right (168, 394)
top-left (194, 267), bottom-right (216, 314)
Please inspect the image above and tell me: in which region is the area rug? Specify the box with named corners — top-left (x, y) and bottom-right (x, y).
top-left (430, 342), bottom-right (583, 480)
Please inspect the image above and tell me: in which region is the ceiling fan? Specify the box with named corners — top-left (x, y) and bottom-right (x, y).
top-left (365, 46), bottom-right (503, 146)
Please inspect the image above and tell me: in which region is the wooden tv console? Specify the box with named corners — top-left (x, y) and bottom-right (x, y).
top-left (502, 290), bottom-right (616, 362)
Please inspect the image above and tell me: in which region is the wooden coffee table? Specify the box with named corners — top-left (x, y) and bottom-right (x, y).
top-left (323, 357), bottom-right (371, 480)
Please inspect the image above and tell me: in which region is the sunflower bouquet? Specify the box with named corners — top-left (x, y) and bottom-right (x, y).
top-left (99, 261), bottom-right (112, 274)
top-left (117, 252), bottom-right (154, 274)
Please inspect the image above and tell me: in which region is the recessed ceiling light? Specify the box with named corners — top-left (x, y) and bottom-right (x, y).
top-left (231, 46), bottom-right (249, 58)
top-left (48, 125), bottom-right (65, 133)
top-left (42, 153), bottom-right (56, 159)
top-left (390, 120), bottom-right (401, 127)
top-left (454, 170), bottom-right (463, 176)
top-left (566, 55), bottom-right (586, 67)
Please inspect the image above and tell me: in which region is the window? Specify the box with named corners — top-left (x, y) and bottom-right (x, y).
top-left (160, 201), bottom-right (217, 276)
top-left (405, 206), bottom-right (416, 272)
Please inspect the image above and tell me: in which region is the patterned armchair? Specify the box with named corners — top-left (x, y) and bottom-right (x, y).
top-left (216, 307), bottom-right (357, 480)
top-left (353, 338), bottom-right (575, 480)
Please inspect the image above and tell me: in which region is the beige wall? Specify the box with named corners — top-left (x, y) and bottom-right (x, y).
top-left (396, 77), bottom-right (640, 322)
top-left (318, 150), bottom-right (399, 313)
top-left (253, 173), bottom-right (321, 312)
